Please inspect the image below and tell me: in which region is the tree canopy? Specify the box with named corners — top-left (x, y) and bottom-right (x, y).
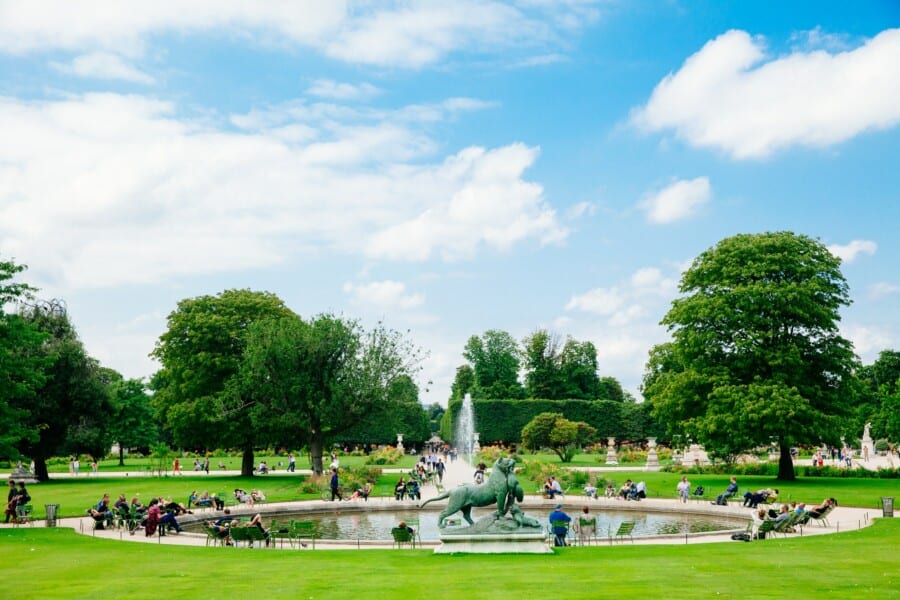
top-left (642, 232), bottom-right (858, 479)
top-left (521, 412), bottom-right (596, 462)
top-left (232, 314), bottom-right (424, 473)
top-left (151, 289), bottom-right (294, 475)
top-left (463, 330), bottom-right (525, 399)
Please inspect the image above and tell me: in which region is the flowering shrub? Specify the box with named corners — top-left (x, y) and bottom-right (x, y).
top-left (364, 446), bottom-right (402, 465)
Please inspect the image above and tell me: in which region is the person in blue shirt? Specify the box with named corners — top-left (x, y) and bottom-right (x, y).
top-left (548, 504), bottom-right (571, 547)
top-left (713, 477), bottom-right (738, 505)
top-left (330, 468), bottom-right (343, 501)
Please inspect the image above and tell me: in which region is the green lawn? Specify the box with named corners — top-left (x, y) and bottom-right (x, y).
top-left (18, 453), bottom-right (420, 474)
top-left (1, 520), bottom-right (897, 599)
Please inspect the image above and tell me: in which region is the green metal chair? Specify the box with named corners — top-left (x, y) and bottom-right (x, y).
top-left (613, 521), bottom-right (635, 543)
top-left (14, 505), bottom-right (33, 527)
top-left (291, 520), bottom-right (316, 549)
top-left (391, 527), bottom-right (416, 549)
top-left (576, 516), bottom-right (598, 546)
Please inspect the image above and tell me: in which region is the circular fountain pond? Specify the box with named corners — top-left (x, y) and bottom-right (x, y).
top-left (185, 506), bottom-right (746, 542)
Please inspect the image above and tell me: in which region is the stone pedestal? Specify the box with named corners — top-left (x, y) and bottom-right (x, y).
top-left (605, 437), bottom-right (618, 465)
top-left (435, 531), bottom-right (551, 554)
top-left (8, 465), bottom-right (38, 485)
top-left (645, 437), bottom-right (660, 471)
top-left (688, 444), bottom-right (710, 466)
top-left (473, 433), bottom-right (481, 454)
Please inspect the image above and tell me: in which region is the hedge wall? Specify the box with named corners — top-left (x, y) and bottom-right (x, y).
top-left (444, 398), bottom-right (664, 444)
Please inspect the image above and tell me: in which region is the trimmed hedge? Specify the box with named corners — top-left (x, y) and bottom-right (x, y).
top-left (444, 397), bottom-right (664, 444)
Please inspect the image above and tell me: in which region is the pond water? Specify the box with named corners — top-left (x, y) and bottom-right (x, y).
top-left (188, 507), bottom-right (745, 541)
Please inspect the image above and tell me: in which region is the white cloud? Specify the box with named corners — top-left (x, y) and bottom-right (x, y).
top-left (0, 92), bottom-right (564, 291)
top-left (842, 324), bottom-right (895, 362)
top-left (565, 287), bottom-right (624, 315)
top-left (632, 28), bottom-right (900, 158)
top-left (50, 51), bottom-right (154, 84)
top-left (0, 1), bottom-right (602, 68)
top-left (827, 240), bottom-right (877, 264)
top-left (639, 177), bottom-right (711, 224)
top-left (307, 79), bottom-right (380, 101)
top-left (365, 144), bottom-right (567, 262)
top-left (565, 201), bottom-right (595, 219)
top-left (868, 282), bottom-right (900, 299)
top-left (343, 280), bottom-right (425, 311)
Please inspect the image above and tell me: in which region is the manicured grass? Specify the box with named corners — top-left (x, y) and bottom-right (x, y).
top-left (22, 453), bottom-right (419, 474)
top-left (1, 519), bottom-right (897, 598)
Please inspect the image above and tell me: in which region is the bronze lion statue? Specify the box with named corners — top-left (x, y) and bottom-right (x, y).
top-left (419, 457), bottom-right (518, 527)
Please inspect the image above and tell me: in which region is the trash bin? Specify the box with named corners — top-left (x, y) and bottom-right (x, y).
top-left (45, 504), bottom-right (60, 527)
top-left (881, 497), bottom-right (894, 518)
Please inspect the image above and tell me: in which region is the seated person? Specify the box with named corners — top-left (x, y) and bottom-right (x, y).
top-left (89, 493), bottom-right (114, 528)
top-left (617, 480), bottom-right (635, 500)
top-left (773, 504), bottom-right (793, 529)
top-left (218, 461), bottom-right (227, 470)
top-left (397, 520), bottom-right (415, 535)
top-left (405, 478), bottom-right (421, 501)
top-left (193, 459), bottom-right (202, 471)
top-left (634, 481), bottom-right (647, 500)
top-left (583, 483), bottom-right (598, 499)
top-left (188, 490), bottom-right (202, 507)
top-left (808, 497), bottom-right (837, 517)
top-left (130, 496), bottom-right (146, 515)
top-left (161, 497), bottom-right (191, 515)
top-left (350, 483), bottom-right (372, 501)
top-left (543, 478), bottom-right (553, 498)
top-left (742, 488), bottom-right (778, 508)
top-left (113, 493), bottom-right (129, 513)
top-left (751, 507), bottom-right (773, 539)
top-left (234, 513), bottom-right (271, 546)
top-left (250, 489), bottom-right (266, 502)
top-left (713, 477), bottom-right (738, 505)
top-left (5, 481), bottom-right (30, 524)
top-left (209, 508), bottom-right (237, 544)
top-left (394, 478), bottom-right (406, 501)
top-left (145, 498), bottom-right (184, 536)
top-left (548, 504), bottom-right (571, 547)
top-left (604, 484), bottom-right (615, 499)
top-left (257, 461), bottom-right (269, 474)
top-left (234, 488), bottom-right (254, 505)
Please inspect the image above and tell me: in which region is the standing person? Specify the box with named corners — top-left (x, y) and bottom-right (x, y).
top-left (435, 459), bottom-right (445, 483)
top-left (548, 504), bottom-right (571, 547)
top-left (173, 458), bottom-right (181, 475)
top-left (73, 457), bottom-right (80, 476)
top-left (473, 462), bottom-right (486, 484)
top-left (91, 458), bottom-right (98, 475)
top-left (203, 458), bottom-right (210, 474)
top-left (677, 476), bottom-right (690, 503)
top-left (330, 468), bottom-right (343, 501)
top-left (287, 453), bottom-right (296, 473)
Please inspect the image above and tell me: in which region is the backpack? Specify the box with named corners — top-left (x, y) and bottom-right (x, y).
top-left (731, 532), bottom-right (751, 542)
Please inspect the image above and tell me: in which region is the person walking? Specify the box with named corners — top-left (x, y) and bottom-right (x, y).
top-left (288, 453), bottom-right (296, 473)
top-left (330, 468), bottom-right (343, 501)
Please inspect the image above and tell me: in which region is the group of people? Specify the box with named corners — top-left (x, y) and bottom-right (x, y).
top-left (207, 508), bottom-right (271, 546)
top-left (188, 490), bottom-right (225, 510)
top-left (393, 476), bottom-right (422, 501)
top-left (750, 497), bottom-right (838, 538)
top-left (543, 476), bottom-right (564, 499)
top-left (233, 488), bottom-right (266, 505)
top-left (4, 480), bottom-right (30, 524)
top-left (88, 492), bottom-right (191, 535)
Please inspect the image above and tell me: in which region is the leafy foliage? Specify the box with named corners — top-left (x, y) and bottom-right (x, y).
top-left (521, 412), bottom-right (597, 462)
top-left (643, 232), bottom-right (859, 479)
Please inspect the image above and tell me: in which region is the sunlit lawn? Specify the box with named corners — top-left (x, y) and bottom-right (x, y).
top-left (1, 520), bottom-right (897, 599)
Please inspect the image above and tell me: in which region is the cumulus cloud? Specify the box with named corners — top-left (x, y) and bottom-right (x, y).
top-left (827, 240), bottom-right (877, 264)
top-left (306, 79), bottom-right (380, 101)
top-left (632, 28), bottom-right (900, 158)
top-left (842, 324), bottom-right (896, 361)
top-left (343, 280), bottom-right (425, 311)
top-left (0, 92), bottom-right (565, 290)
top-left (365, 144), bottom-right (567, 262)
top-left (0, 1), bottom-right (601, 68)
top-left (869, 282), bottom-right (900, 299)
top-left (639, 177), bottom-right (711, 224)
top-left (50, 51), bottom-right (154, 84)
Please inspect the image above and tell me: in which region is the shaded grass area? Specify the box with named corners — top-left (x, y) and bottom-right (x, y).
top-left (1, 520), bottom-right (897, 599)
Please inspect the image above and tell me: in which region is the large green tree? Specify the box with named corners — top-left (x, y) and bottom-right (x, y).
top-left (16, 300), bottom-right (113, 481)
top-left (151, 289), bottom-right (293, 476)
top-left (521, 412), bottom-right (597, 462)
top-left (857, 350), bottom-right (900, 442)
top-left (108, 375), bottom-right (158, 465)
top-left (463, 329), bottom-right (525, 399)
top-left (233, 314), bottom-right (423, 474)
top-left (522, 329), bottom-right (565, 399)
top-left (0, 258), bottom-right (46, 460)
top-left (643, 232), bottom-right (858, 480)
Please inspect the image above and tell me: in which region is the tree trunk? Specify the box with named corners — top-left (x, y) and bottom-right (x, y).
top-left (777, 441), bottom-right (796, 481)
top-left (309, 436), bottom-right (324, 475)
top-left (241, 446), bottom-right (255, 477)
top-left (34, 457), bottom-right (50, 482)
top-left (118, 445), bottom-right (125, 467)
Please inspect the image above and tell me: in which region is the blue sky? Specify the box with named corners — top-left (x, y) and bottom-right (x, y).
top-left (1, 1), bottom-right (899, 406)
